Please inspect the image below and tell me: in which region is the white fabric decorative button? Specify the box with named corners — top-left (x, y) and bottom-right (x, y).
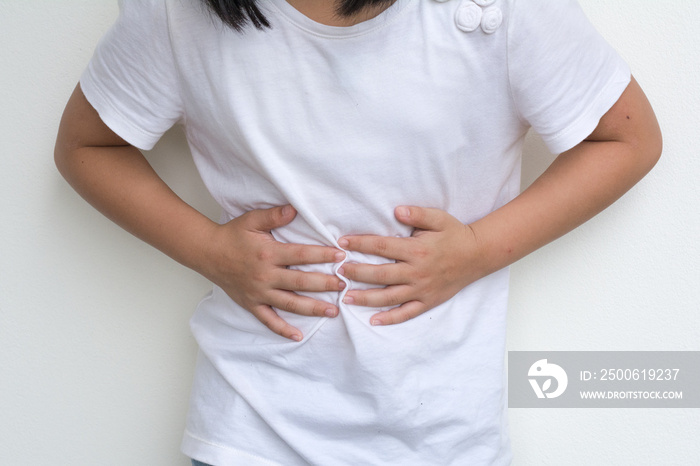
top-left (472, 0), bottom-right (496, 6)
top-left (455, 2), bottom-right (483, 33)
top-left (480, 7), bottom-right (503, 34)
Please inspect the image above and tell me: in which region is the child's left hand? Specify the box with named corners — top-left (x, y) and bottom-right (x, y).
top-left (337, 206), bottom-right (487, 326)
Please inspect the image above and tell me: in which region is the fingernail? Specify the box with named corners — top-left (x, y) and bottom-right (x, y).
top-left (334, 252), bottom-right (345, 262)
top-left (291, 334), bottom-right (302, 341)
top-left (371, 318), bottom-right (383, 326)
top-left (338, 281), bottom-right (346, 290)
top-left (338, 267), bottom-right (345, 276)
top-left (282, 205), bottom-right (293, 216)
top-left (325, 308), bottom-right (336, 317)
top-left (343, 295), bottom-right (354, 305)
top-left (396, 206), bottom-right (410, 218)
top-left (338, 238), bottom-right (349, 248)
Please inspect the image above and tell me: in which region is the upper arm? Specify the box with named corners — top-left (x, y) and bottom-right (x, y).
top-left (585, 76), bottom-right (662, 162)
top-left (508, 0), bottom-right (632, 155)
top-left (55, 83), bottom-right (130, 161)
top-left (62, 0), bottom-right (182, 155)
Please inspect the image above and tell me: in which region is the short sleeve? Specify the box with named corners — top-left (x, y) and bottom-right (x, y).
top-left (507, 0), bottom-right (631, 154)
top-left (80, 0), bottom-right (183, 151)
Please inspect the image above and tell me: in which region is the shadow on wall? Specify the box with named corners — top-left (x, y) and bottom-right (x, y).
top-left (521, 130), bottom-right (557, 191)
top-left (143, 126), bottom-right (221, 222)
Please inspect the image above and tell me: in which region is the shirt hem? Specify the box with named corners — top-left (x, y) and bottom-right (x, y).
top-left (79, 63), bottom-right (162, 151)
top-left (543, 66), bottom-right (632, 155)
top-left (182, 429), bottom-right (284, 466)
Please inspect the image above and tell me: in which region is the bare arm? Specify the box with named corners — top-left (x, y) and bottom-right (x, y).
top-left (471, 76), bottom-right (662, 272)
top-left (55, 84), bottom-right (345, 341)
top-left (338, 77), bottom-right (662, 325)
top-left (55, 84), bottom-right (219, 274)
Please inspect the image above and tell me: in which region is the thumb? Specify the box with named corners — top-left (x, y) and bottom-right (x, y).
top-left (242, 205), bottom-right (297, 232)
top-left (394, 206), bottom-right (450, 231)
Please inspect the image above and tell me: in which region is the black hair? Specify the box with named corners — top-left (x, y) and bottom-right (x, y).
top-left (201, 0), bottom-right (396, 31)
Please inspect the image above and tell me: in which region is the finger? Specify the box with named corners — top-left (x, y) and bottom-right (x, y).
top-left (337, 235), bottom-right (409, 261)
top-left (274, 243), bottom-right (346, 266)
top-left (394, 206), bottom-right (451, 232)
top-left (268, 290), bottom-right (339, 318)
top-left (273, 269), bottom-right (346, 292)
top-left (342, 285), bottom-right (412, 308)
top-left (251, 304), bottom-right (303, 341)
top-left (369, 300), bottom-right (426, 326)
top-left (338, 262), bottom-right (408, 286)
top-left (242, 204), bottom-right (297, 232)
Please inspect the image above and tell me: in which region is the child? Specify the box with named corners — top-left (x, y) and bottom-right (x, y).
top-left (55, 0), bottom-right (661, 464)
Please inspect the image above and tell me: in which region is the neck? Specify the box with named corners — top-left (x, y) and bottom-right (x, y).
top-left (284, 0), bottom-right (397, 27)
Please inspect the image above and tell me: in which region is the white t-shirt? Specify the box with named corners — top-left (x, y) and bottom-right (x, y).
top-left (80, 0), bottom-right (630, 464)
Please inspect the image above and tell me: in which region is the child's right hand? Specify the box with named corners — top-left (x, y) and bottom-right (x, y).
top-left (55, 86), bottom-right (344, 342)
top-left (200, 205), bottom-right (346, 342)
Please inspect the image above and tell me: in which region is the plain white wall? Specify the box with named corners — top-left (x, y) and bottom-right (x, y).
top-left (1, 0), bottom-right (698, 464)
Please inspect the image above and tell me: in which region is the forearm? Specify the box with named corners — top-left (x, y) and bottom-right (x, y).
top-left (56, 144), bottom-right (218, 277)
top-left (55, 85), bottom-right (346, 339)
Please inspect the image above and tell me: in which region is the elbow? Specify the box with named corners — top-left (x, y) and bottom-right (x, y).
top-left (601, 76), bottom-right (663, 180)
top-left (53, 136), bottom-right (76, 182)
top-left (650, 125), bottom-right (663, 168)
top-left (54, 105), bottom-right (78, 180)
top-left (54, 127), bottom-right (87, 187)
top-left (631, 77), bottom-right (663, 176)
top-left (634, 116), bottom-right (663, 178)
top-left (54, 140), bottom-right (68, 177)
